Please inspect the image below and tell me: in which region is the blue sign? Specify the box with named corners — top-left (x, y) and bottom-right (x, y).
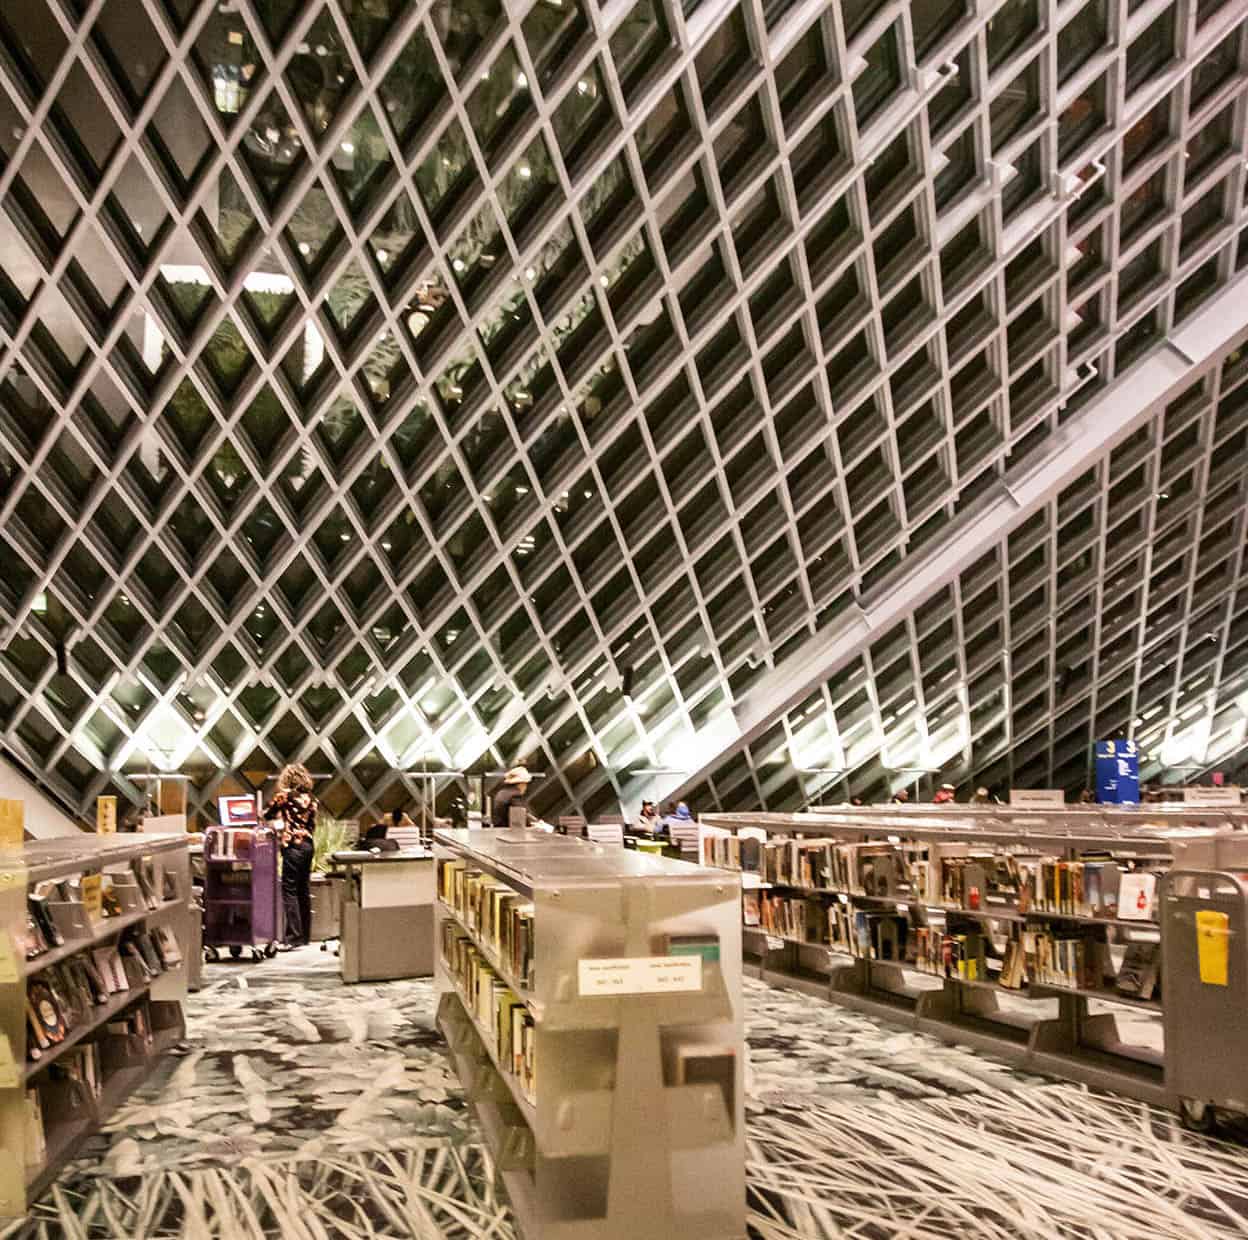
top-left (1095, 740), bottom-right (1139, 806)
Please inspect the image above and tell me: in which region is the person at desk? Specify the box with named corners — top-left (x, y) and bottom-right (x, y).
top-left (491, 766), bottom-right (534, 829)
top-left (662, 802), bottom-right (693, 835)
top-left (386, 810), bottom-right (423, 851)
top-left (638, 800), bottom-right (661, 833)
top-left (264, 763), bottom-right (318, 951)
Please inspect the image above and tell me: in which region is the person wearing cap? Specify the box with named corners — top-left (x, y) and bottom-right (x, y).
top-left (662, 802), bottom-right (694, 835)
top-left (491, 765), bottom-right (534, 829)
top-left (933, 783), bottom-right (956, 804)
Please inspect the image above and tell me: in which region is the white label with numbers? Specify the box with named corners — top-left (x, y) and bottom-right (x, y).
top-left (578, 955), bottom-right (702, 996)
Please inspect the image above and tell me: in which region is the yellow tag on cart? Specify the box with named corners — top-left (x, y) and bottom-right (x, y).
top-left (1195, 909), bottom-right (1230, 986)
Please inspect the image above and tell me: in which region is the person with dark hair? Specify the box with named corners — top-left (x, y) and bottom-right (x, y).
top-left (264, 763), bottom-right (318, 950)
top-left (386, 808), bottom-right (422, 850)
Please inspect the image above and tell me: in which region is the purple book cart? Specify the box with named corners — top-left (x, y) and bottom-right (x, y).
top-left (202, 825), bottom-right (281, 961)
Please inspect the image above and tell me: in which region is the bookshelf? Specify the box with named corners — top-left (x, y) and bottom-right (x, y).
top-left (434, 827), bottom-right (745, 1240)
top-left (699, 810), bottom-right (1194, 1106)
top-left (1, 834), bottom-right (192, 1216)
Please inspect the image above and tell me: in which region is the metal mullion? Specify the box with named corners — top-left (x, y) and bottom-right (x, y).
top-left (0, 1), bottom-right (220, 386)
top-left (737, 0), bottom-right (819, 636)
top-left (433, 27), bottom-right (621, 716)
top-left (0, 9), bottom-right (341, 632)
top-left (498, 20), bottom-right (719, 767)
top-left (0, 0), bottom-right (108, 226)
top-left (629, 57), bottom-right (769, 669)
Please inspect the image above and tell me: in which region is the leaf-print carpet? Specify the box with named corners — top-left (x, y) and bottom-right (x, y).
top-left (8, 946), bottom-right (1248, 1238)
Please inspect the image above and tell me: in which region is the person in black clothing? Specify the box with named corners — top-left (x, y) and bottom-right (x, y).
top-left (491, 766), bottom-right (533, 829)
top-left (264, 763), bottom-right (318, 949)
top-left (360, 822), bottom-right (399, 852)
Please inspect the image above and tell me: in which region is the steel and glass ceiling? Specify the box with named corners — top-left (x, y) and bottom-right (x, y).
top-left (0, 0), bottom-right (1246, 824)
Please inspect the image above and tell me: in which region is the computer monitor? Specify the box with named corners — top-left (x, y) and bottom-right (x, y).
top-left (218, 794), bottom-right (258, 827)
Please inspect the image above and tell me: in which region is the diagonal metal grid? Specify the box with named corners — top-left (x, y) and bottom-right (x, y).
top-left (683, 339), bottom-right (1248, 807)
top-left (0, 0), bottom-right (1245, 823)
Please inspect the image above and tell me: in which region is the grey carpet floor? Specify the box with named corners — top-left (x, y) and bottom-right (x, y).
top-left (7, 947), bottom-right (1248, 1239)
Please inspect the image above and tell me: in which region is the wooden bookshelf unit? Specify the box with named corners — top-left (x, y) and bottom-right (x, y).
top-left (1, 834), bottom-right (192, 1216)
top-left (434, 827), bottom-right (745, 1240)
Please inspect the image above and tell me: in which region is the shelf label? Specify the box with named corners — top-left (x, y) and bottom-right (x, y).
top-left (765, 936), bottom-right (785, 952)
top-left (1008, 789), bottom-right (1065, 807)
top-left (81, 873), bottom-right (103, 921)
top-left (97, 795), bottom-right (117, 835)
top-left (578, 955), bottom-right (702, 997)
top-left (0, 799), bottom-right (20, 848)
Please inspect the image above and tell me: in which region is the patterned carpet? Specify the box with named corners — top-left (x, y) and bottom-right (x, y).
top-left (8, 947), bottom-right (1248, 1238)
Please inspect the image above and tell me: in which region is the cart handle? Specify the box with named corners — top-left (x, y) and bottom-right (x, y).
top-left (1162, 869), bottom-right (1248, 903)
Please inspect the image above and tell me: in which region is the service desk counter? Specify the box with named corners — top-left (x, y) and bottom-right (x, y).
top-left (331, 848), bottom-right (435, 982)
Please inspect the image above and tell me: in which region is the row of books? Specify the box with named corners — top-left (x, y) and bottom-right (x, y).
top-left (437, 858), bottom-right (535, 990)
top-left (709, 834), bottom-right (1163, 923)
top-left (440, 921), bottom-right (536, 1104)
top-left (26, 926), bottom-right (181, 1062)
top-left (747, 890), bottom-right (1161, 999)
top-left (915, 926), bottom-right (989, 982)
top-left (745, 893), bottom-right (907, 963)
top-left (24, 861), bottom-right (177, 961)
top-left (24, 997), bottom-right (161, 1172)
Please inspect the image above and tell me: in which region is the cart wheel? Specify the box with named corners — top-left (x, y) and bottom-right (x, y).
top-left (1179, 1099), bottom-right (1218, 1134)
top-left (229, 945), bottom-right (243, 959)
top-left (204, 945), bottom-right (219, 963)
top-left (250, 948), bottom-right (263, 962)
top-left (264, 943), bottom-right (278, 958)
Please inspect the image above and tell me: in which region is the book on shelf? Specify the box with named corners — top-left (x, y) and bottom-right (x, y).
top-left (51, 1042), bottom-right (102, 1103)
top-left (28, 979), bottom-right (68, 1047)
top-left (134, 859), bottom-right (160, 911)
top-left (1115, 941), bottom-right (1160, 999)
top-left (1117, 872), bottom-right (1158, 921)
top-left (442, 919), bottom-right (533, 1097)
top-left (998, 938), bottom-right (1027, 989)
top-left (913, 923), bottom-right (987, 979)
top-left (153, 925), bottom-right (183, 967)
top-left (743, 891), bottom-right (761, 927)
top-left (24, 1089), bottom-right (45, 1171)
top-left (91, 946), bottom-right (129, 995)
top-left (519, 1013), bottom-right (536, 1104)
top-left (105, 1003), bottom-right (153, 1051)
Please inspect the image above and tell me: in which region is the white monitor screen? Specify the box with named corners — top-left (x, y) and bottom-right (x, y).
top-left (218, 794), bottom-right (258, 827)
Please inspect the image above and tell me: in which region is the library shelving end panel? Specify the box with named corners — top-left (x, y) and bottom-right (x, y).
top-left (434, 828), bottom-right (746, 1240)
top-left (0, 843), bottom-right (27, 1218)
top-left (1162, 833), bottom-right (1248, 1129)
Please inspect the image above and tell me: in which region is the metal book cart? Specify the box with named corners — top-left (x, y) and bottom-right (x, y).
top-left (201, 826), bottom-right (280, 962)
top-left (1162, 830), bottom-right (1248, 1130)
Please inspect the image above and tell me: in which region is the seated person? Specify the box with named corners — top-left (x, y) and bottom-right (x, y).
top-left (638, 800), bottom-right (661, 833)
top-left (386, 810), bottom-right (423, 851)
top-left (491, 766), bottom-right (535, 829)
